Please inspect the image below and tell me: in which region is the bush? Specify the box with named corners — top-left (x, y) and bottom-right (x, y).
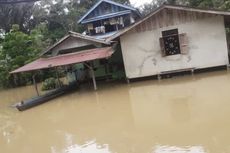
top-left (42, 77), bottom-right (63, 91)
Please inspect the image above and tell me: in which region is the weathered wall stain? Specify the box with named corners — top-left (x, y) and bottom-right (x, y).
top-left (121, 16), bottom-right (229, 79)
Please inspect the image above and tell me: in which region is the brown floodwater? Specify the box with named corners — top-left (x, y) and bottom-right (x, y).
top-left (1, 70), bottom-right (230, 153)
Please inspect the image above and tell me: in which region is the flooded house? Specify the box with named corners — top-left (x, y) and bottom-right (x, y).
top-left (11, 1), bottom-right (230, 86)
top-left (11, 0), bottom-right (141, 90)
top-left (3, 0), bottom-right (230, 151)
top-left (107, 5), bottom-right (230, 80)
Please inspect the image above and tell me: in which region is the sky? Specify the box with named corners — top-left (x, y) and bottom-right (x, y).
top-left (130, 0), bottom-right (152, 7)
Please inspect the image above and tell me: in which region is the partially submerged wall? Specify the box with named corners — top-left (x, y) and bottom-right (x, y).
top-left (120, 14), bottom-right (229, 79)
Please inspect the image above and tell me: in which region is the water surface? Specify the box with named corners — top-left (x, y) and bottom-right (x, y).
top-left (1, 71), bottom-right (230, 153)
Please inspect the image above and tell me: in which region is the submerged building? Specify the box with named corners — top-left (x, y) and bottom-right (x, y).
top-left (11, 0), bottom-right (230, 89)
top-left (107, 5), bottom-right (230, 79)
top-left (11, 0), bottom-right (141, 90)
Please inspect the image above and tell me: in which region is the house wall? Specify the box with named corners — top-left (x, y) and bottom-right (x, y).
top-left (51, 37), bottom-right (102, 56)
top-left (120, 15), bottom-right (229, 79)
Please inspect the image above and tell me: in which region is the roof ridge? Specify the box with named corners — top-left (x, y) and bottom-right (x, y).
top-left (78, 0), bottom-right (140, 24)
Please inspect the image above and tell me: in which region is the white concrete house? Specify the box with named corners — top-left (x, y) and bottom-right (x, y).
top-left (107, 5), bottom-right (230, 79)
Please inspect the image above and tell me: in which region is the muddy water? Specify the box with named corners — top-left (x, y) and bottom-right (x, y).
top-left (1, 71), bottom-right (230, 153)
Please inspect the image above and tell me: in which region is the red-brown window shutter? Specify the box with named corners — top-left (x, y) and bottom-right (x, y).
top-left (179, 33), bottom-right (189, 54)
top-left (160, 37), bottom-right (166, 57)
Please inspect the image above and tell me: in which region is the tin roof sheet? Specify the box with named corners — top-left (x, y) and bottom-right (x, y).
top-left (11, 47), bottom-right (113, 74)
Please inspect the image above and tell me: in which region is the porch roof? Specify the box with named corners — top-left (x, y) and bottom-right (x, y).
top-left (11, 47), bottom-right (113, 74)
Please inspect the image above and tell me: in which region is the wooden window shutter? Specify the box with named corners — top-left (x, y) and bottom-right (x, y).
top-left (179, 33), bottom-right (189, 54)
top-left (160, 37), bottom-right (166, 57)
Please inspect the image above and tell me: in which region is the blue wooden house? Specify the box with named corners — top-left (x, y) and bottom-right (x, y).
top-left (78, 0), bottom-right (141, 37)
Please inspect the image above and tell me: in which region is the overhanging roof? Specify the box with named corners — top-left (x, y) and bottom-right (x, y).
top-left (106, 4), bottom-right (230, 42)
top-left (11, 47), bottom-right (113, 74)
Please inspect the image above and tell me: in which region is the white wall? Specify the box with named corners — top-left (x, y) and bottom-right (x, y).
top-left (120, 16), bottom-right (229, 79)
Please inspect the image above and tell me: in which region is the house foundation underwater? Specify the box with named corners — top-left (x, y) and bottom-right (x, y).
top-left (12, 0), bottom-right (230, 89)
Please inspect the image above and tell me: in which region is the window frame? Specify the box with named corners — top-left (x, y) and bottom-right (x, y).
top-left (160, 29), bottom-right (189, 57)
top-left (161, 29), bottom-right (181, 56)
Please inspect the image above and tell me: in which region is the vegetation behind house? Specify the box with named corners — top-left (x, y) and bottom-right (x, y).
top-left (0, 0), bottom-right (229, 88)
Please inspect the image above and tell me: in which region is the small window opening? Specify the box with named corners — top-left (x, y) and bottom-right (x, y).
top-left (161, 29), bottom-right (181, 56)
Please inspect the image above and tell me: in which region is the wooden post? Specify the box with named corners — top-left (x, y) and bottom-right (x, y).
top-left (157, 74), bottom-right (161, 80)
top-left (191, 69), bottom-right (194, 76)
top-left (84, 62), bottom-right (97, 90)
top-left (13, 74), bottom-right (18, 86)
top-left (126, 78), bottom-right (130, 84)
top-left (91, 68), bottom-right (97, 90)
top-left (105, 61), bottom-right (109, 81)
top-left (32, 74), bottom-right (39, 96)
top-left (55, 67), bottom-right (61, 88)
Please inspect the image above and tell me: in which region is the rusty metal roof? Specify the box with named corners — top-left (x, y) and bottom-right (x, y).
top-left (11, 47), bottom-right (113, 74)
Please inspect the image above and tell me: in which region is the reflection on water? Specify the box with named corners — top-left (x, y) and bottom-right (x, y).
top-left (61, 141), bottom-right (110, 153)
top-left (1, 71), bottom-right (230, 153)
top-left (153, 145), bottom-right (206, 153)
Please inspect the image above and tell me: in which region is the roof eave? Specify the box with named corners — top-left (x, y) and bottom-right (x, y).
top-left (81, 10), bottom-right (132, 24)
top-left (69, 31), bottom-right (111, 45)
top-left (164, 4), bottom-right (230, 16)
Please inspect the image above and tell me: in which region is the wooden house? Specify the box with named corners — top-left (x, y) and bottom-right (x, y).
top-left (78, 0), bottom-right (141, 37)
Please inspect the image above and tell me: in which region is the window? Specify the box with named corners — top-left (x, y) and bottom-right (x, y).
top-left (160, 29), bottom-right (188, 57)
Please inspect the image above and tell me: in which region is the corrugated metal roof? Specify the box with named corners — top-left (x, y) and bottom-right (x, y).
top-left (92, 31), bottom-right (118, 39)
top-left (11, 47), bottom-right (113, 74)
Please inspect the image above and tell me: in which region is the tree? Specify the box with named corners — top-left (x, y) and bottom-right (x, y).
top-left (30, 0), bottom-right (131, 43)
top-left (0, 25), bottom-right (43, 87)
top-left (139, 0), bottom-right (230, 15)
top-left (187, 0), bottom-right (230, 10)
top-left (0, 2), bottom-right (36, 32)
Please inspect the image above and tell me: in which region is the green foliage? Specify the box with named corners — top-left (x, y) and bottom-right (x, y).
top-left (0, 24), bottom-right (43, 87)
top-left (31, 0), bottom-right (130, 43)
top-left (0, 2), bottom-right (35, 32)
top-left (140, 0), bottom-right (230, 15)
top-left (41, 77), bottom-right (63, 91)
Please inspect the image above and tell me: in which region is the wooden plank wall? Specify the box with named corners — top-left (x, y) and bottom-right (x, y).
top-left (130, 9), bottom-right (219, 34)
